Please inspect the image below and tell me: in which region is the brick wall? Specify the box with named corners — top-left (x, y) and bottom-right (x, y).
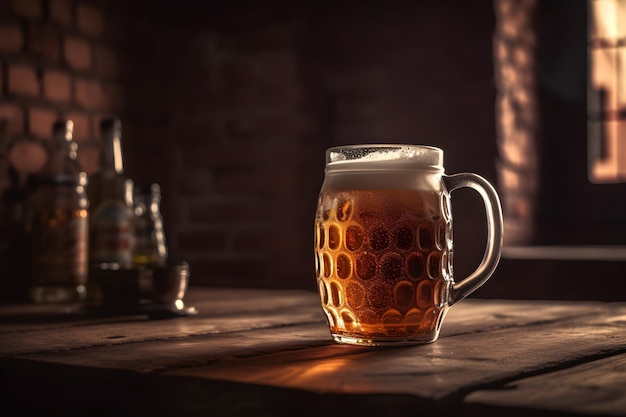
top-left (139, 1), bottom-right (498, 290)
top-left (0, 0), bottom-right (130, 177)
top-left (1, 0), bottom-right (499, 293)
top-left (155, 2), bottom-right (328, 290)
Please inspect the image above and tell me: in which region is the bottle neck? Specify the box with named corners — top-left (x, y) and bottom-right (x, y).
top-left (99, 177), bottom-right (134, 206)
top-left (42, 130), bottom-right (83, 178)
top-left (101, 130), bottom-right (124, 176)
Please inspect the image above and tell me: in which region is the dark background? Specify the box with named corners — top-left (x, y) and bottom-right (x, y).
top-left (1, 0), bottom-right (624, 301)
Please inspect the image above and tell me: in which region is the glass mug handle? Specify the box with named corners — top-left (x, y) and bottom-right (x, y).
top-left (443, 173), bottom-right (504, 305)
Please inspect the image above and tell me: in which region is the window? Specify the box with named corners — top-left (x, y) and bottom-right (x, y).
top-left (588, 0), bottom-right (626, 182)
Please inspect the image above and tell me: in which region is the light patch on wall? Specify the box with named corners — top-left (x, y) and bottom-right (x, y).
top-left (588, 0), bottom-right (626, 183)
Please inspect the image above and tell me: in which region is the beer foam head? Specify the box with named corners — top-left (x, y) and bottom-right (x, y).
top-left (326, 145), bottom-right (444, 172)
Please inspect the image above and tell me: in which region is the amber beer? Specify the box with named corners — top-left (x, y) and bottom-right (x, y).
top-left (315, 144), bottom-right (503, 346)
top-left (315, 188), bottom-right (452, 344)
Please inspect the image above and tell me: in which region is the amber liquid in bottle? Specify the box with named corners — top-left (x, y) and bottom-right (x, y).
top-left (86, 118), bottom-right (135, 307)
top-left (27, 120), bottom-right (89, 304)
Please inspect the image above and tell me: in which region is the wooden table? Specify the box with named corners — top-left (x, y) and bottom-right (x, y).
top-left (1, 287), bottom-right (625, 416)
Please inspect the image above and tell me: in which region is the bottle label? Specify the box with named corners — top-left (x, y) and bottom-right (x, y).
top-left (31, 209), bottom-right (88, 286)
top-left (90, 201), bottom-right (133, 267)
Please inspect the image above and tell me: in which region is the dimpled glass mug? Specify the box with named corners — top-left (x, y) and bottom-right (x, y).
top-left (314, 144), bottom-right (503, 346)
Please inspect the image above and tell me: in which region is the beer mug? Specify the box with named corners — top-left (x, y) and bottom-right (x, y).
top-left (314, 144), bottom-right (503, 346)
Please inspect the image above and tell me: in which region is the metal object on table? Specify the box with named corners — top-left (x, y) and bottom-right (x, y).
top-left (93, 260), bottom-right (197, 318)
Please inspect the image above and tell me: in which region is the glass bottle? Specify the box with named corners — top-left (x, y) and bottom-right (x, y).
top-left (89, 118), bottom-right (135, 271)
top-left (26, 120), bottom-right (89, 304)
top-left (132, 183), bottom-right (167, 268)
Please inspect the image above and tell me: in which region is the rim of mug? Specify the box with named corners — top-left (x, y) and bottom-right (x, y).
top-left (325, 144), bottom-right (444, 171)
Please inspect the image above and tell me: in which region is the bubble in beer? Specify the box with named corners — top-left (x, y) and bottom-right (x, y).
top-left (336, 253), bottom-right (352, 279)
top-left (330, 280), bottom-right (343, 307)
top-left (323, 252), bottom-right (332, 278)
top-left (356, 253), bottom-right (377, 280)
top-left (369, 225), bottom-right (389, 252)
top-left (368, 282), bottom-right (392, 309)
top-left (328, 224), bottom-right (341, 250)
top-left (418, 223), bottom-right (435, 250)
top-left (427, 251), bottom-right (441, 279)
top-left (406, 252), bottom-right (425, 280)
top-left (337, 199), bottom-right (353, 222)
top-left (380, 253), bottom-right (404, 281)
top-left (382, 309), bottom-right (403, 334)
top-left (345, 224), bottom-right (365, 252)
top-left (346, 281), bottom-right (366, 308)
top-left (394, 281), bottom-right (414, 309)
top-left (416, 279), bottom-right (433, 309)
top-left (393, 223), bottom-right (415, 251)
top-left (404, 308), bottom-right (424, 333)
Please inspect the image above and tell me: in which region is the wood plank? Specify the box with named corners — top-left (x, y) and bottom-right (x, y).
top-left (2, 291), bottom-right (626, 416)
top-left (0, 306), bottom-right (324, 356)
top-left (14, 323), bottom-right (333, 373)
top-left (9, 298), bottom-right (624, 406)
top-left (0, 356), bottom-right (442, 417)
top-left (0, 287), bottom-right (320, 334)
top-left (1, 287), bottom-right (616, 356)
top-left (1, 294), bottom-right (621, 360)
top-left (464, 353), bottom-right (626, 416)
top-left (161, 305), bottom-right (626, 402)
